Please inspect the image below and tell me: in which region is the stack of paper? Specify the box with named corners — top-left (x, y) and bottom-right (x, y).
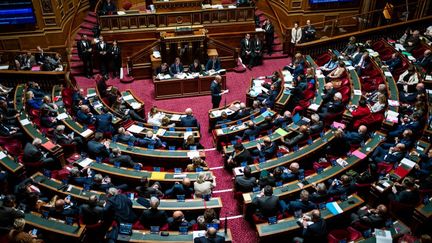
top-left (156, 129), bottom-right (166, 136)
top-left (78, 158), bottom-right (93, 167)
top-left (336, 158), bottom-right (348, 167)
top-left (57, 113), bottom-right (68, 120)
top-left (211, 110), bottom-right (221, 117)
top-left (187, 151), bottom-right (200, 159)
top-left (170, 114), bottom-right (181, 121)
top-left (385, 110), bottom-right (399, 123)
top-left (80, 129), bottom-right (93, 138)
top-left (393, 158), bottom-right (416, 179)
top-left (130, 102), bottom-right (142, 110)
top-left (308, 103), bottom-right (320, 111)
top-left (384, 71), bottom-right (393, 77)
top-left (127, 125), bottom-right (144, 134)
top-left (20, 119), bottom-right (31, 126)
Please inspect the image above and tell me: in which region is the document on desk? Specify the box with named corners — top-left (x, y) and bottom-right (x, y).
top-left (20, 119), bottom-right (31, 126)
top-left (0, 151), bottom-right (6, 160)
top-left (130, 102), bottom-right (142, 110)
top-left (57, 113), bottom-right (68, 120)
top-left (150, 172), bottom-right (166, 180)
top-left (275, 128), bottom-right (288, 137)
top-left (326, 202), bottom-right (343, 215)
top-left (211, 110), bottom-right (221, 117)
top-left (308, 103), bottom-right (320, 111)
top-left (80, 129), bottom-right (93, 138)
top-left (122, 94), bottom-right (133, 101)
top-left (187, 151), bottom-right (200, 159)
top-left (127, 125), bottom-right (144, 134)
top-left (170, 114), bottom-right (181, 121)
top-left (184, 131), bottom-right (193, 140)
top-left (78, 158), bottom-right (93, 168)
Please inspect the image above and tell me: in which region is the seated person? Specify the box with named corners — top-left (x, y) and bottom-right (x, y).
top-left (196, 209), bottom-right (220, 231)
top-left (100, 0), bottom-right (116, 15)
top-left (384, 53), bottom-right (402, 72)
top-left (186, 157), bottom-right (208, 172)
top-left (241, 121), bottom-right (261, 141)
top-left (194, 172), bottom-right (215, 198)
top-left (39, 107), bottom-right (58, 128)
top-left (141, 130), bottom-right (164, 148)
top-left (167, 211), bottom-right (195, 231)
top-left (252, 137), bottom-right (278, 160)
top-left (350, 204), bottom-right (388, 229)
top-left (215, 112), bottom-right (231, 126)
top-left (164, 178), bottom-right (194, 199)
top-left (257, 84), bottom-right (278, 108)
top-left (263, 71), bottom-right (282, 90)
top-left (155, 62), bottom-right (170, 76)
top-left (147, 106), bottom-right (165, 126)
top-left (301, 209), bottom-right (327, 242)
top-left (399, 82), bottom-right (425, 104)
top-left (95, 108), bottom-right (114, 134)
top-left (79, 195), bottom-right (104, 225)
top-left (26, 91), bottom-right (43, 110)
top-left (183, 135), bottom-right (203, 150)
top-left (41, 96), bottom-right (58, 114)
top-left (320, 54), bottom-right (338, 75)
top-left (48, 198), bottom-right (77, 219)
top-left (281, 125), bottom-right (309, 147)
top-left (403, 30), bottom-right (420, 52)
top-left (180, 108), bottom-right (199, 127)
top-left (170, 57), bottom-right (184, 76)
top-left (327, 174), bottom-right (355, 197)
top-left (326, 61), bottom-right (346, 82)
top-left (272, 111), bottom-right (292, 127)
top-left (23, 138), bottom-right (56, 168)
top-left (0, 195), bottom-right (24, 229)
top-left (351, 99), bottom-right (371, 120)
top-left (280, 190), bottom-right (316, 214)
top-left (109, 147), bottom-right (141, 168)
top-left (309, 113), bottom-right (324, 135)
top-left (310, 183), bottom-right (329, 204)
top-left (234, 165), bottom-right (257, 192)
top-left (139, 197), bottom-right (168, 228)
top-left (318, 92), bottom-right (344, 119)
top-left (339, 125), bottom-right (368, 146)
top-left (279, 162), bottom-right (304, 182)
top-left (258, 115), bottom-right (274, 132)
top-left (397, 66), bottom-right (420, 93)
top-left (0, 114), bottom-right (22, 139)
top-left (87, 132), bottom-right (110, 159)
top-left (321, 82), bottom-right (337, 104)
top-left (189, 59), bottom-right (202, 73)
top-left (205, 56), bottom-right (221, 72)
top-left (76, 105), bottom-right (95, 125)
top-left (161, 116), bottom-right (175, 128)
top-left (366, 83), bottom-right (387, 104)
top-left (411, 148), bottom-right (432, 178)
top-left (233, 102), bottom-right (251, 120)
top-left (103, 187), bottom-right (137, 223)
top-left (53, 125), bottom-right (83, 146)
top-left (371, 142), bottom-right (406, 165)
top-left (388, 177), bottom-right (420, 206)
top-left (27, 81), bottom-right (46, 100)
top-left (136, 177), bottom-right (164, 199)
top-left (388, 112), bottom-right (422, 138)
top-left (354, 51), bottom-right (370, 76)
top-left (226, 143), bottom-right (253, 168)
top-left (68, 167), bottom-right (92, 186)
top-left (415, 49), bottom-right (432, 74)
top-left (252, 185), bottom-right (280, 219)
top-left (91, 173), bottom-right (128, 193)
top-left (115, 127), bottom-right (145, 146)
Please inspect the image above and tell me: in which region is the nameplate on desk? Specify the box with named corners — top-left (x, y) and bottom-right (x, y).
top-left (170, 114), bottom-right (181, 121)
top-left (86, 92), bottom-right (96, 98)
top-left (346, 66), bottom-right (355, 71)
top-left (388, 100), bottom-right (399, 107)
top-left (80, 129), bottom-right (93, 138)
top-left (173, 174), bottom-right (187, 179)
top-left (187, 151), bottom-right (200, 159)
top-left (127, 125), bottom-right (144, 134)
top-left (353, 90), bottom-right (362, 96)
top-left (233, 167), bottom-right (244, 176)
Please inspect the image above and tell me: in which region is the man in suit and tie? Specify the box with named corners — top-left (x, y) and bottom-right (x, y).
top-left (109, 40), bottom-right (121, 78)
top-left (252, 185), bottom-right (280, 219)
top-left (210, 75), bottom-right (228, 108)
top-left (23, 138), bottom-right (56, 168)
top-left (170, 57), bottom-right (184, 76)
top-left (87, 132), bottom-right (110, 159)
top-left (371, 143), bottom-right (406, 165)
top-left (194, 226), bottom-right (225, 243)
top-left (96, 36), bottom-right (110, 79)
top-left (301, 209), bottom-right (327, 242)
top-left (240, 34), bottom-right (252, 69)
top-left (206, 55), bottom-right (221, 72)
top-left (180, 108), bottom-right (199, 128)
top-left (79, 195), bottom-right (104, 225)
top-left (77, 34), bottom-right (93, 78)
top-left (250, 34), bottom-right (263, 68)
top-left (318, 92), bottom-right (344, 120)
top-left (263, 19), bottom-right (274, 55)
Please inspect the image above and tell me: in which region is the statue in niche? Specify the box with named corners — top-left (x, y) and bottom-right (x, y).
top-left (42, 0), bottom-right (53, 13)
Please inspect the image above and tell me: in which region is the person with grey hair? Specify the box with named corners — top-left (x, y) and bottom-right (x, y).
top-left (318, 92), bottom-right (344, 119)
top-left (194, 172), bottom-right (215, 198)
top-left (68, 166), bottom-right (92, 186)
top-left (180, 108), bottom-right (199, 128)
top-left (104, 187), bottom-right (137, 223)
top-left (138, 196), bottom-right (168, 228)
top-left (309, 113), bottom-right (323, 134)
top-left (23, 138), bottom-right (56, 169)
top-left (233, 102), bottom-right (251, 120)
top-left (53, 125), bottom-right (84, 147)
top-left (92, 174), bottom-right (128, 193)
top-left (109, 147), bottom-right (141, 168)
top-left (194, 226), bottom-right (224, 243)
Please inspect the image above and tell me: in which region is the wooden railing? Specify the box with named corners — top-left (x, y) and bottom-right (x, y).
top-left (129, 40), bottom-right (160, 78)
top-left (294, 15), bottom-right (432, 58)
top-left (207, 37), bottom-right (238, 68)
top-left (66, 0), bottom-right (84, 70)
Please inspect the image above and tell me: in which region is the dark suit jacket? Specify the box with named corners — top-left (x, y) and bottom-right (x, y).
top-left (79, 204), bottom-right (104, 225)
top-left (252, 195), bottom-right (280, 218)
top-left (194, 235), bottom-right (225, 243)
top-left (205, 58), bottom-right (221, 71)
top-left (231, 148), bottom-right (253, 166)
top-left (322, 88), bottom-right (336, 104)
top-left (104, 194), bottom-right (136, 223)
top-left (170, 63), bottom-right (184, 75)
top-left (242, 126), bottom-right (261, 141)
top-left (109, 154), bottom-right (136, 167)
top-left (76, 110), bottom-right (94, 125)
top-left (95, 113), bottom-right (113, 133)
top-left (283, 132), bottom-right (308, 147)
top-left (302, 218), bottom-right (327, 243)
top-left (77, 40), bottom-right (92, 59)
top-left (189, 63), bottom-right (203, 73)
top-left (210, 81), bottom-right (222, 105)
top-left (240, 38), bottom-right (252, 57)
top-left (87, 140), bottom-right (110, 159)
top-left (23, 143), bottom-right (43, 163)
top-left (235, 175), bottom-right (257, 192)
top-left (139, 208), bottom-right (168, 227)
top-left (252, 38), bottom-right (263, 54)
top-left (96, 41), bottom-right (109, 56)
top-left (180, 115), bottom-right (198, 127)
top-left (0, 206), bottom-right (24, 228)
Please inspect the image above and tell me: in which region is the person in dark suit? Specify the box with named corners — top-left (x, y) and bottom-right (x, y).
top-left (350, 204), bottom-right (388, 229)
top-left (235, 166), bottom-right (257, 192)
top-left (318, 92), bottom-right (344, 120)
top-left (327, 174), bottom-right (355, 197)
top-left (167, 210), bottom-right (196, 231)
top-left (272, 111), bottom-right (292, 128)
top-left (416, 49), bottom-right (432, 74)
top-left (210, 75), bottom-right (228, 109)
top-left (250, 35), bottom-right (263, 68)
top-left (141, 130), bottom-right (164, 148)
top-left (226, 143), bottom-right (253, 168)
top-left (301, 209), bottom-right (327, 243)
top-left (258, 84), bottom-right (278, 108)
top-left (0, 195), bottom-right (24, 230)
top-left (388, 112), bottom-right (422, 138)
top-left (109, 147), bottom-right (141, 168)
top-left (384, 53), bottom-right (402, 73)
top-left (164, 178), bottom-right (194, 199)
top-left (194, 227), bottom-right (225, 243)
top-left (253, 137), bottom-right (277, 159)
top-left (281, 125), bottom-right (309, 147)
top-left (215, 112), bottom-right (231, 126)
top-left (340, 125), bottom-right (368, 146)
top-left (388, 177), bottom-right (420, 206)
top-left (240, 34), bottom-right (253, 69)
top-left (110, 40), bottom-right (121, 78)
top-left (303, 20), bottom-right (316, 42)
top-left (87, 132), bottom-right (110, 159)
top-left (233, 102), bottom-right (251, 120)
top-left (371, 143), bottom-right (406, 164)
top-left (53, 125), bottom-right (84, 147)
top-left (205, 56), bottom-right (221, 72)
top-left (413, 148), bottom-right (432, 178)
top-left (280, 190), bottom-right (316, 214)
top-left (170, 57), bottom-right (184, 76)
top-left (189, 59), bottom-right (203, 73)
top-left (103, 187), bottom-right (137, 223)
top-left (241, 121), bottom-right (261, 141)
top-left (95, 108), bottom-right (114, 133)
top-left (321, 82), bottom-right (337, 104)
top-left (180, 108), bottom-right (199, 127)
top-left (23, 138), bottom-right (55, 166)
top-left (252, 185), bottom-right (280, 218)
top-left (155, 63), bottom-right (170, 76)
top-left (96, 36), bottom-right (110, 78)
top-left (76, 105), bottom-right (95, 126)
top-left (263, 19), bottom-right (274, 55)
top-left (100, 0), bottom-right (116, 15)
top-left (0, 114), bottom-right (22, 139)
top-left (77, 34), bottom-right (93, 78)
top-left (139, 197), bottom-right (168, 228)
top-left (79, 195), bottom-right (104, 225)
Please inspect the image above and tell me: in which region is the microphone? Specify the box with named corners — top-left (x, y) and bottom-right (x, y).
top-left (224, 212), bottom-right (228, 235)
top-left (224, 97), bottom-right (227, 109)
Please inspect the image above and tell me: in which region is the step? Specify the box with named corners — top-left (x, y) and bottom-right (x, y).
top-left (84, 16), bottom-right (98, 24)
top-left (78, 29), bottom-right (94, 36)
top-left (81, 22), bottom-right (95, 30)
top-left (88, 11), bottom-right (97, 17)
top-left (263, 52), bottom-right (288, 60)
top-left (71, 55), bottom-right (80, 61)
top-left (272, 45), bottom-right (283, 52)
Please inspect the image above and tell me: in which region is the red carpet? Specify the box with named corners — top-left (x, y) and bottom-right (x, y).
top-left (74, 12), bottom-right (292, 242)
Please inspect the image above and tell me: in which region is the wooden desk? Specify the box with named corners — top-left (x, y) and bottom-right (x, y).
top-left (256, 195), bottom-right (364, 238)
top-left (343, 68), bottom-right (362, 123)
top-left (154, 74), bottom-right (226, 100)
top-left (25, 212), bottom-right (85, 241)
top-left (0, 147), bottom-right (24, 173)
top-left (52, 85), bottom-right (94, 141)
top-left (208, 100), bottom-right (241, 129)
top-left (305, 55), bottom-right (325, 115)
top-left (242, 132), bottom-right (384, 206)
top-left (274, 70), bottom-right (292, 113)
top-left (121, 89), bottom-right (145, 115)
top-left (86, 88), bottom-right (123, 125)
top-left (118, 229), bottom-right (232, 242)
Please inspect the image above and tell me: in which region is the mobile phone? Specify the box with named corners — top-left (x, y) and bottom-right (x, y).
top-left (31, 229), bottom-right (38, 235)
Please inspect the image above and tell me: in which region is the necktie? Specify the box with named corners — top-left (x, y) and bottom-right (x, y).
top-left (176, 65), bottom-right (179, 73)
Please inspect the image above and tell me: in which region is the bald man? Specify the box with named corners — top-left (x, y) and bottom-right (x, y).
top-left (253, 136), bottom-right (278, 159)
top-left (302, 209), bottom-right (327, 242)
top-left (180, 108), bottom-right (199, 127)
top-left (371, 142), bottom-right (406, 165)
top-left (210, 75), bottom-right (228, 108)
top-left (139, 197), bottom-right (168, 228)
top-left (194, 226), bottom-right (225, 243)
top-left (281, 125), bottom-right (309, 147)
top-left (141, 130), bottom-right (164, 148)
top-left (167, 210), bottom-right (195, 231)
top-left (341, 125), bottom-right (368, 146)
